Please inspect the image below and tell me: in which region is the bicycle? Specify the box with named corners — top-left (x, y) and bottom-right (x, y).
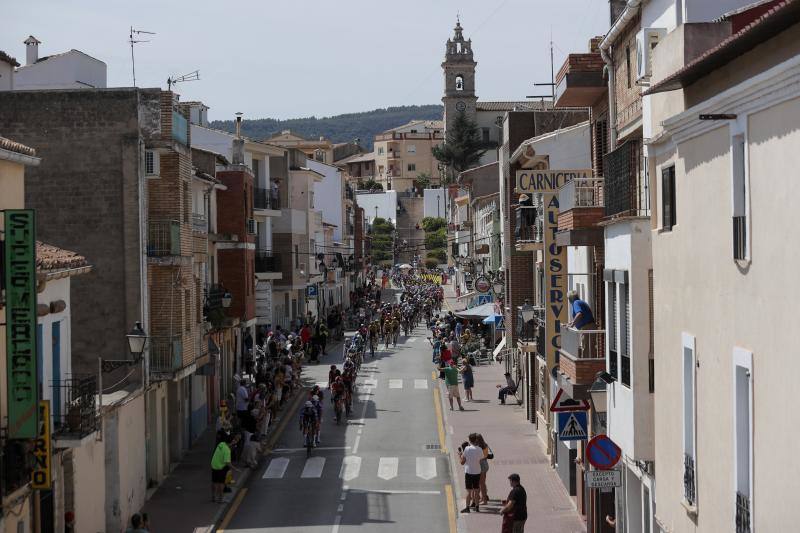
top-left (369, 336), bottom-right (377, 358)
top-left (334, 395), bottom-right (344, 424)
top-left (302, 422), bottom-right (315, 456)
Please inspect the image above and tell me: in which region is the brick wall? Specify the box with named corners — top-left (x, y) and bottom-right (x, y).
top-left (558, 207), bottom-right (605, 231)
top-left (0, 88), bottom-right (162, 375)
top-left (611, 12), bottom-right (643, 134)
top-left (217, 248), bottom-right (255, 322)
top-left (216, 168), bottom-right (254, 240)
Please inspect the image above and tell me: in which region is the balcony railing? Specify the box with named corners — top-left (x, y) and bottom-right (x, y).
top-left (192, 213), bottom-right (208, 233)
top-left (345, 186), bottom-right (355, 200)
top-left (2, 439), bottom-right (34, 495)
top-left (561, 327), bottom-right (604, 360)
top-left (205, 283), bottom-right (227, 312)
top-left (150, 335), bottom-right (183, 377)
top-left (255, 250), bottom-right (282, 273)
top-left (733, 216), bottom-right (747, 260)
top-left (736, 491), bottom-right (751, 533)
top-left (254, 187), bottom-right (274, 210)
top-left (559, 178), bottom-right (604, 212)
top-left (684, 453), bottom-right (696, 506)
top-left (515, 206), bottom-right (543, 243)
top-left (147, 219), bottom-right (181, 257)
top-left (517, 306), bottom-right (545, 343)
top-left (52, 375), bottom-right (99, 440)
top-left (604, 140), bottom-right (649, 218)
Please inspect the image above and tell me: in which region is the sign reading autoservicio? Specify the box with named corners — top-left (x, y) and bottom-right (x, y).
top-left (4, 209), bottom-right (39, 439)
top-left (585, 469), bottom-right (622, 488)
top-left (515, 169), bottom-right (592, 194)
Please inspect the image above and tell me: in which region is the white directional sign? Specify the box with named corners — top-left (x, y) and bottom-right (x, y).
top-left (339, 456), bottom-right (362, 481)
top-left (378, 457), bottom-right (399, 480)
top-left (416, 457), bottom-right (437, 480)
top-left (585, 469), bottom-right (622, 488)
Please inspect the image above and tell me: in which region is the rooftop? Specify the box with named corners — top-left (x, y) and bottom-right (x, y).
top-left (37, 241), bottom-right (90, 272)
top-left (0, 50), bottom-right (20, 67)
top-left (0, 136), bottom-right (36, 157)
top-left (476, 101), bottom-right (550, 112)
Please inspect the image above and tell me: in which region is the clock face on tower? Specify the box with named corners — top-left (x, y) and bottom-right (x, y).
top-left (455, 101), bottom-right (466, 112)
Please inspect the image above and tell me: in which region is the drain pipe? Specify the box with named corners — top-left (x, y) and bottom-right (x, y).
top-left (599, 0), bottom-right (644, 149)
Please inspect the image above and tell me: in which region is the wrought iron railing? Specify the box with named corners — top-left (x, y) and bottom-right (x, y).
top-left (205, 283), bottom-right (226, 311)
top-left (516, 307), bottom-right (545, 342)
top-left (515, 206), bottom-right (542, 243)
top-left (255, 250), bottom-right (282, 273)
top-left (2, 438), bottom-right (34, 495)
top-left (254, 187), bottom-right (273, 210)
top-left (52, 375), bottom-right (99, 438)
top-left (604, 140), bottom-right (649, 218)
top-left (559, 178), bottom-right (604, 212)
top-left (684, 453), bottom-right (696, 506)
top-left (150, 336), bottom-right (183, 376)
top-left (147, 219), bottom-right (181, 257)
top-left (191, 213), bottom-right (207, 233)
top-left (733, 216), bottom-right (747, 260)
top-left (736, 491), bottom-right (751, 533)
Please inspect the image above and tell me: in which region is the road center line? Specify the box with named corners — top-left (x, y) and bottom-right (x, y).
top-left (352, 435), bottom-right (361, 454)
top-left (332, 514), bottom-right (342, 533)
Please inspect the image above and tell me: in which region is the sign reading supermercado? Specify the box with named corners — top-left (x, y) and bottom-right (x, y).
top-left (4, 209), bottom-right (39, 439)
top-left (515, 169), bottom-right (592, 194)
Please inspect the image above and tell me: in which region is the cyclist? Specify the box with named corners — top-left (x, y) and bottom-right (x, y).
top-left (368, 321), bottom-right (379, 358)
top-left (310, 394), bottom-right (323, 445)
top-left (391, 315), bottom-right (401, 347)
top-left (331, 375), bottom-right (346, 423)
top-left (328, 365), bottom-right (338, 389)
top-left (299, 401), bottom-right (318, 451)
top-left (341, 366), bottom-right (355, 416)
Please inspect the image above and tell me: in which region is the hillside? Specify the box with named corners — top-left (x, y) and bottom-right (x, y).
top-left (209, 105), bottom-right (443, 150)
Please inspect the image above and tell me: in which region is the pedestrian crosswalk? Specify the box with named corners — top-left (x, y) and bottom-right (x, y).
top-left (316, 378), bottom-right (434, 390)
top-left (261, 455), bottom-right (442, 481)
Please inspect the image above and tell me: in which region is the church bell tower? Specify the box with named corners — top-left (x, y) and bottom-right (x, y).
top-left (442, 18), bottom-right (478, 138)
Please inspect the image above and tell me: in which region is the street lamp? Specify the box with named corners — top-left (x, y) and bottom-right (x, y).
top-left (222, 291), bottom-right (232, 308)
top-left (492, 279), bottom-right (504, 297)
top-left (520, 300), bottom-right (535, 323)
top-left (126, 321), bottom-right (148, 357)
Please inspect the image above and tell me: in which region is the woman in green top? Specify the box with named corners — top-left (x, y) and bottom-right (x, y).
top-left (211, 433), bottom-right (240, 503)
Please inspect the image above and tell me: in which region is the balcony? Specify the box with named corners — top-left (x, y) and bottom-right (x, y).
top-left (150, 335), bottom-right (184, 379)
top-left (254, 187), bottom-right (278, 211)
top-left (387, 151), bottom-right (401, 160)
top-left (255, 250), bottom-right (282, 274)
top-left (558, 327), bottom-right (606, 387)
top-left (683, 453), bottom-right (697, 507)
top-left (736, 491), bottom-right (751, 533)
top-left (557, 178), bottom-right (605, 246)
top-left (516, 306), bottom-right (544, 351)
top-left (554, 53), bottom-right (606, 108)
top-left (515, 205), bottom-right (543, 251)
top-left (604, 140), bottom-right (649, 219)
top-left (52, 375), bottom-right (99, 445)
top-left (147, 219), bottom-right (181, 257)
top-left (191, 213), bottom-right (208, 233)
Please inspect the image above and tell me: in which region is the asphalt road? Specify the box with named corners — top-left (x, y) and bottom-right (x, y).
top-left (219, 318), bottom-right (455, 532)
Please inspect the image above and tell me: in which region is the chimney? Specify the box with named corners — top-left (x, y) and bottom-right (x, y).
top-left (24, 35), bottom-right (41, 66)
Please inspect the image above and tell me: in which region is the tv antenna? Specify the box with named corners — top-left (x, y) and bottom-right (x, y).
top-left (167, 70), bottom-right (200, 91)
top-left (526, 38), bottom-right (555, 103)
top-left (129, 27), bottom-right (156, 87)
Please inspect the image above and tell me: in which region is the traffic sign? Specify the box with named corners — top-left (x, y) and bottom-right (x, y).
top-left (306, 285), bottom-right (318, 297)
top-left (549, 388), bottom-right (590, 412)
top-left (557, 411), bottom-right (588, 441)
top-left (476, 294), bottom-right (493, 305)
top-left (474, 276), bottom-right (491, 293)
top-left (585, 469), bottom-right (622, 488)
top-left (586, 435), bottom-right (622, 470)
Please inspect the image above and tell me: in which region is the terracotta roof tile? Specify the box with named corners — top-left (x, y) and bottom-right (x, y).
top-left (36, 241), bottom-right (89, 271)
top-left (0, 136), bottom-right (36, 157)
top-left (0, 50), bottom-right (20, 67)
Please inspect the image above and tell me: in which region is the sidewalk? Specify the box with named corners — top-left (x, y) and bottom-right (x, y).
top-left (440, 282), bottom-right (585, 533)
top-left (141, 340), bottom-right (343, 532)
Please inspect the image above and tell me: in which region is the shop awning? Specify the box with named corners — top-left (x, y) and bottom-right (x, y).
top-left (454, 302), bottom-right (495, 320)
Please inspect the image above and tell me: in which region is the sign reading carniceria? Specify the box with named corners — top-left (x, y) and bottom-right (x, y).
top-left (515, 169), bottom-right (592, 194)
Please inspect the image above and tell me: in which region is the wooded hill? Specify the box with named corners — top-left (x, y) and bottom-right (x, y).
top-left (209, 105), bottom-right (443, 150)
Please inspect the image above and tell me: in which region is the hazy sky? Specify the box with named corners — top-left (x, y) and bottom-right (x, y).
top-left (6, 0), bottom-right (610, 121)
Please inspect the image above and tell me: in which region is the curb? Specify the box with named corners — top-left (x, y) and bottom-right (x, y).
top-left (437, 377), bottom-right (469, 533)
top-left (211, 386), bottom-right (309, 532)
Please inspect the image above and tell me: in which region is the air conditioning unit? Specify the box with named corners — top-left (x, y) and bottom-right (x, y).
top-left (636, 28), bottom-right (666, 84)
top-left (247, 218), bottom-right (257, 235)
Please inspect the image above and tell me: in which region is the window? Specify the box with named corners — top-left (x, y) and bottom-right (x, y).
top-left (252, 158), bottom-right (260, 180)
top-left (407, 163), bottom-right (416, 172)
top-left (731, 132), bottom-right (748, 260)
top-left (52, 321), bottom-right (62, 422)
top-left (733, 348), bottom-right (753, 531)
top-left (620, 282), bottom-right (631, 387)
top-left (183, 182), bottom-right (190, 223)
top-left (377, 147), bottom-right (385, 155)
top-left (455, 75), bottom-right (464, 91)
top-left (661, 166), bottom-right (676, 230)
top-left (607, 281), bottom-right (618, 379)
top-left (145, 150), bottom-right (160, 176)
top-left (407, 145), bottom-right (416, 154)
top-left (682, 333), bottom-right (697, 506)
top-left (594, 119), bottom-right (608, 177)
top-left (626, 46), bottom-right (632, 88)
top-left (648, 269), bottom-right (655, 393)
top-left (482, 128), bottom-right (490, 143)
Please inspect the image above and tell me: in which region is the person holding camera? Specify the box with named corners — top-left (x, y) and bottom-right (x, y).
top-left (458, 433), bottom-right (483, 513)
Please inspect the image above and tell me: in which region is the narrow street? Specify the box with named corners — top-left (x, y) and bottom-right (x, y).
top-left (219, 309), bottom-right (455, 532)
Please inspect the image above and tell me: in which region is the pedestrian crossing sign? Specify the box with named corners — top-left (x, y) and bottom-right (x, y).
top-left (476, 294), bottom-right (493, 305)
top-left (557, 411), bottom-right (588, 441)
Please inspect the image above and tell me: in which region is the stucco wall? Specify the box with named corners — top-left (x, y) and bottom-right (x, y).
top-left (309, 160), bottom-right (343, 241)
top-left (355, 190), bottom-right (397, 225)
top-left (105, 393), bottom-right (147, 533)
top-left (73, 437), bottom-right (107, 533)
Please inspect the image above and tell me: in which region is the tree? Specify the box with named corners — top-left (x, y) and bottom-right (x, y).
top-left (370, 217), bottom-right (395, 262)
top-left (360, 178), bottom-right (383, 191)
top-left (421, 216), bottom-right (447, 233)
top-left (413, 172), bottom-right (432, 192)
top-left (432, 110), bottom-right (496, 182)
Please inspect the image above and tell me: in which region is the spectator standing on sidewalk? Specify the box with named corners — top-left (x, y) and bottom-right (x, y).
top-left (459, 358), bottom-right (474, 401)
top-left (235, 378), bottom-right (250, 425)
top-left (499, 473), bottom-right (527, 533)
top-left (211, 433), bottom-right (239, 503)
top-left (458, 434), bottom-right (483, 513)
top-left (475, 433), bottom-right (493, 504)
top-left (441, 362), bottom-right (464, 411)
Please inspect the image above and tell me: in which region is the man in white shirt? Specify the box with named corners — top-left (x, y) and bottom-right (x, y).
top-left (236, 378), bottom-right (250, 425)
top-left (458, 433), bottom-right (483, 513)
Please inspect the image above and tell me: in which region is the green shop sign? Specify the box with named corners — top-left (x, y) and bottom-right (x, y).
top-left (4, 209), bottom-right (38, 439)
